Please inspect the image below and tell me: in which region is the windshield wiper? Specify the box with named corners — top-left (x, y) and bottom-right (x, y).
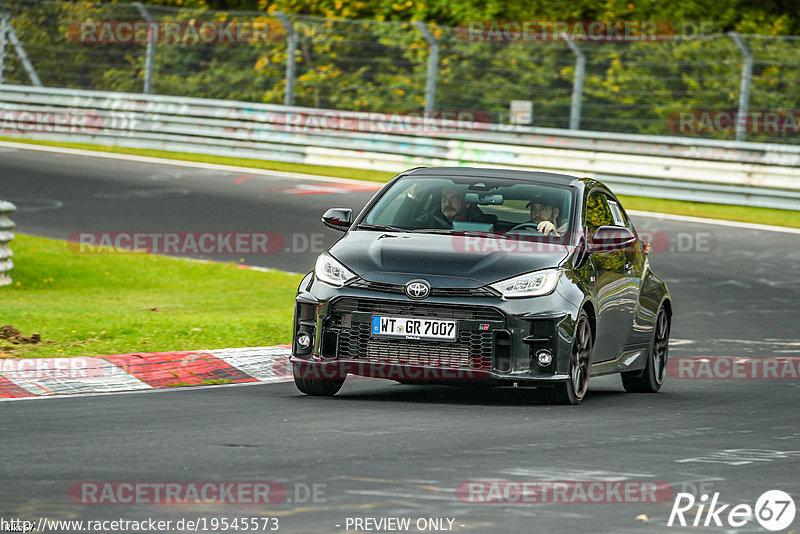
top-left (409, 228), bottom-right (510, 239)
top-left (408, 228), bottom-right (453, 234)
top-left (355, 223), bottom-right (409, 233)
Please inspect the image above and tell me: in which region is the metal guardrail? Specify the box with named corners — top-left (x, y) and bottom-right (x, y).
top-left (1, 84), bottom-right (800, 210)
top-left (0, 200), bottom-right (16, 287)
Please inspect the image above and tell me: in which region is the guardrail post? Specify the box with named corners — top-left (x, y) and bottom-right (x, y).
top-left (0, 8), bottom-right (9, 84)
top-left (413, 21), bottom-right (439, 113)
top-left (275, 12), bottom-right (297, 107)
top-left (563, 34), bottom-right (585, 130)
top-left (0, 200), bottom-right (16, 287)
top-left (730, 32), bottom-right (753, 143)
top-left (134, 2), bottom-right (155, 94)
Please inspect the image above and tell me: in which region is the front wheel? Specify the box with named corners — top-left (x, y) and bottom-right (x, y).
top-left (292, 361), bottom-right (345, 396)
top-left (622, 307), bottom-right (669, 393)
top-left (540, 311), bottom-right (592, 405)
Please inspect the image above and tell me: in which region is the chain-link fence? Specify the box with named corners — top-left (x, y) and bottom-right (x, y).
top-left (1, 0), bottom-right (799, 144)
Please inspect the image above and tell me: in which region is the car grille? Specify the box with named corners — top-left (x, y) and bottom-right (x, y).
top-left (331, 298), bottom-right (504, 321)
top-left (347, 279), bottom-right (499, 298)
top-left (329, 298), bottom-right (501, 371)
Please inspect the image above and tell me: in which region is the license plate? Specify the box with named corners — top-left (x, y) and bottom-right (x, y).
top-left (371, 315), bottom-right (457, 341)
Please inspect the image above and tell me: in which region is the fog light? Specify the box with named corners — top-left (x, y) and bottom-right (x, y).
top-left (297, 332), bottom-right (312, 350)
top-left (536, 349), bottom-right (553, 366)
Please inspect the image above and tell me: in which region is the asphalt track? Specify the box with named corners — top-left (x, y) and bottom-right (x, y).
top-left (1, 143), bottom-right (799, 533)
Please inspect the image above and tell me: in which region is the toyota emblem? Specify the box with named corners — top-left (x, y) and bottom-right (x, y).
top-left (404, 280), bottom-right (430, 300)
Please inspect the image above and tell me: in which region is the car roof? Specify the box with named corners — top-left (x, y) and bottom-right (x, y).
top-left (404, 166), bottom-right (582, 186)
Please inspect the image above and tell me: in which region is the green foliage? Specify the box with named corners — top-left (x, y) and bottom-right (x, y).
top-left (2, 0), bottom-right (798, 142)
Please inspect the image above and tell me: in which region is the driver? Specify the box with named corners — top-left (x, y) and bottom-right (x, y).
top-left (527, 192), bottom-right (567, 237)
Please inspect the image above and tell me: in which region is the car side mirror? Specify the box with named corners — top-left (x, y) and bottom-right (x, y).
top-left (322, 208), bottom-right (352, 231)
top-left (588, 226), bottom-right (636, 253)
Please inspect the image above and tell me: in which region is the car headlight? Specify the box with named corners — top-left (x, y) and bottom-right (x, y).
top-left (314, 253), bottom-right (356, 287)
top-left (489, 269), bottom-right (559, 298)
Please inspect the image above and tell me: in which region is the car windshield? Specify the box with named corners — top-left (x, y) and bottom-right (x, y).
top-left (361, 176), bottom-right (574, 241)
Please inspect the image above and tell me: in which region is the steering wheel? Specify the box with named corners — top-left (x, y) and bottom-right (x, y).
top-left (507, 222), bottom-right (548, 235)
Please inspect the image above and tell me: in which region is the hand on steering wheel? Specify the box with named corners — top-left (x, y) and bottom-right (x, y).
top-left (508, 221), bottom-right (560, 236)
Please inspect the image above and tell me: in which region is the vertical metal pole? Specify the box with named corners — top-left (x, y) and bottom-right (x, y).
top-left (134, 2), bottom-right (155, 94)
top-left (0, 10), bottom-right (10, 84)
top-left (275, 12), bottom-right (296, 107)
top-left (0, 0), bottom-right (42, 86)
top-left (8, 24), bottom-right (42, 86)
top-left (563, 34), bottom-right (585, 131)
top-left (414, 21), bottom-right (439, 113)
top-left (730, 32), bottom-right (753, 142)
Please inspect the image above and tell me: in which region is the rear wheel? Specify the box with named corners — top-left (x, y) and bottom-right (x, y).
top-left (622, 307), bottom-right (669, 393)
top-left (292, 361), bottom-right (345, 396)
top-left (540, 311), bottom-right (592, 405)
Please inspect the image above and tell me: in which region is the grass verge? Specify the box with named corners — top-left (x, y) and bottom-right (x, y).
top-left (2, 137), bottom-right (799, 228)
top-left (1, 234), bottom-right (301, 359)
top-left (617, 195), bottom-right (800, 228)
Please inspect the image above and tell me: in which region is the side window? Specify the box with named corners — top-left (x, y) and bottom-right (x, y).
top-left (606, 199), bottom-right (627, 227)
top-left (585, 191), bottom-right (614, 235)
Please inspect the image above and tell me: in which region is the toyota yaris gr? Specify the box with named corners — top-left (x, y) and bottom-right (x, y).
top-left (290, 167), bottom-right (672, 404)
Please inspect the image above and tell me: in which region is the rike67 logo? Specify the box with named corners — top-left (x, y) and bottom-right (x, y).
top-left (668, 490), bottom-right (796, 531)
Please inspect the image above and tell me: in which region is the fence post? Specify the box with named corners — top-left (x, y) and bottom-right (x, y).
top-left (0, 9), bottom-right (9, 84)
top-left (729, 32), bottom-right (753, 142)
top-left (275, 12), bottom-right (296, 107)
top-left (0, 200), bottom-right (16, 287)
top-left (0, 0), bottom-right (42, 86)
top-left (563, 34), bottom-right (585, 130)
top-left (413, 21), bottom-right (439, 113)
top-left (134, 2), bottom-right (155, 94)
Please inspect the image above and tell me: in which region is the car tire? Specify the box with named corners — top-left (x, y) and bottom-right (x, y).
top-left (292, 361), bottom-right (346, 396)
top-left (540, 311), bottom-right (592, 405)
top-left (622, 307), bottom-right (669, 393)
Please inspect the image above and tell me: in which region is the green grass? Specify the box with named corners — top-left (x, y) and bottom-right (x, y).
top-left (3, 136), bottom-right (799, 228)
top-left (1, 234), bottom-right (302, 359)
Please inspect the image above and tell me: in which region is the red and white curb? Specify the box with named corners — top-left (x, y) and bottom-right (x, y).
top-left (0, 345), bottom-right (293, 400)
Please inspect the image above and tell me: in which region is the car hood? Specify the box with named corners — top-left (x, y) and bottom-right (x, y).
top-left (329, 231), bottom-right (570, 287)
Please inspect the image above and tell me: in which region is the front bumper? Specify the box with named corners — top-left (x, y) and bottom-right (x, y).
top-left (290, 274), bottom-right (581, 387)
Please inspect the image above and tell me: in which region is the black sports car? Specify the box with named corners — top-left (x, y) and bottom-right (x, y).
top-left (290, 167), bottom-right (672, 404)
